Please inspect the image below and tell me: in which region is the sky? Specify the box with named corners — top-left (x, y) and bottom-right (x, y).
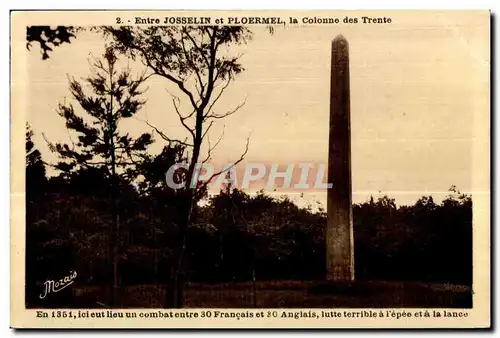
top-left (24, 12), bottom-right (490, 207)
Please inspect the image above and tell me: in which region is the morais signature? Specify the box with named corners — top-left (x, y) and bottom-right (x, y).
top-left (39, 270), bottom-right (77, 299)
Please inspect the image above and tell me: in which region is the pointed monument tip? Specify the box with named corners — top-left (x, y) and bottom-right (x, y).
top-left (332, 34), bottom-right (348, 45)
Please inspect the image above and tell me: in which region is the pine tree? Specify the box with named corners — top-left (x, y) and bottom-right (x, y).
top-left (46, 47), bottom-right (153, 306)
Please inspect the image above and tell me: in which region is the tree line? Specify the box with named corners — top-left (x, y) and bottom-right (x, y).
top-left (26, 129), bottom-right (472, 307)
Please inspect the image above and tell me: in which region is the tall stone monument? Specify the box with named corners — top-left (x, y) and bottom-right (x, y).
top-left (326, 35), bottom-right (355, 281)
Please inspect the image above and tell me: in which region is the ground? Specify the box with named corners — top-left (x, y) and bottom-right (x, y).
top-left (63, 280), bottom-right (472, 308)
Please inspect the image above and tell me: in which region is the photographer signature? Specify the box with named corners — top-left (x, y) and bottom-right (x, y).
top-left (39, 270), bottom-right (77, 299)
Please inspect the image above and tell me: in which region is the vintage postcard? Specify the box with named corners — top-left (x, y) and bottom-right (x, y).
top-left (10, 10), bottom-right (490, 328)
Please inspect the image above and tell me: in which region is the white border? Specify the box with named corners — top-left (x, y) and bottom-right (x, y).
top-left (3, 1), bottom-right (497, 337)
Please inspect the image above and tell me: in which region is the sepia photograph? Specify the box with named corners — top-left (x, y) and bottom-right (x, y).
top-left (10, 10), bottom-right (490, 328)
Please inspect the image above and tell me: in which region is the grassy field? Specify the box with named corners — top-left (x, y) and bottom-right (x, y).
top-left (61, 280), bottom-right (472, 309)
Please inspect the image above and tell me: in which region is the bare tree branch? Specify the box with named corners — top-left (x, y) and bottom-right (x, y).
top-left (206, 99), bottom-right (247, 120)
top-left (205, 77), bottom-right (232, 117)
top-left (166, 89), bottom-right (198, 119)
top-left (201, 120), bottom-right (214, 141)
top-left (169, 93), bottom-right (196, 141)
top-left (137, 117), bottom-right (194, 148)
top-left (136, 45), bottom-right (200, 111)
top-left (202, 124), bottom-right (225, 164)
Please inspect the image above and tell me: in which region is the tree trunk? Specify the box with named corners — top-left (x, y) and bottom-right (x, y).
top-left (165, 189), bottom-right (195, 308)
top-left (165, 108), bottom-right (204, 308)
top-left (108, 73), bottom-right (120, 307)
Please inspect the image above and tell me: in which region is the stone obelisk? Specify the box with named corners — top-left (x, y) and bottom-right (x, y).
top-left (326, 35), bottom-right (354, 281)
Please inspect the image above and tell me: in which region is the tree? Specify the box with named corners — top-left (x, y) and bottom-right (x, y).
top-left (26, 123), bottom-right (48, 306)
top-left (27, 26), bottom-right (76, 59)
top-left (102, 26), bottom-right (252, 307)
top-left (45, 47), bottom-right (152, 306)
